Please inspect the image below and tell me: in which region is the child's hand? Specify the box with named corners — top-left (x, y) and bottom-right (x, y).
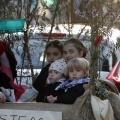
top-left (47, 95), bottom-right (53, 103)
top-left (47, 95), bottom-right (57, 103)
top-left (0, 92), bottom-right (6, 103)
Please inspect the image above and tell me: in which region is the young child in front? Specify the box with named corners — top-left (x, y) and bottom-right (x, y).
top-left (36, 58), bottom-right (68, 102)
top-left (47, 57), bottom-right (90, 104)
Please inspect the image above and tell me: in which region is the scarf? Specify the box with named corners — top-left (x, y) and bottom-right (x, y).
top-left (55, 78), bottom-right (90, 91)
top-left (47, 78), bottom-right (66, 84)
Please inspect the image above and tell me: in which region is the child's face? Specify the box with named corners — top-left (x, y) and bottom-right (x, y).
top-left (69, 68), bottom-right (85, 81)
top-left (46, 47), bottom-right (62, 64)
top-left (48, 70), bottom-right (63, 83)
top-left (63, 43), bottom-right (83, 63)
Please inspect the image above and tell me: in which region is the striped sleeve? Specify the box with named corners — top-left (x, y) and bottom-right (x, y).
top-left (17, 87), bottom-right (38, 102)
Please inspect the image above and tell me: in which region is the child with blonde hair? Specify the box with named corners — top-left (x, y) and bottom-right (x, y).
top-left (47, 57), bottom-right (90, 104)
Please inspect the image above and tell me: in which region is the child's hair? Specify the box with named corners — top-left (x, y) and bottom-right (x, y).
top-left (64, 38), bottom-right (87, 58)
top-left (45, 40), bottom-right (63, 54)
top-left (67, 57), bottom-right (90, 77)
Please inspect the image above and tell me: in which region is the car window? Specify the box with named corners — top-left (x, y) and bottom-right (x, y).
top-left (12, 39), bottom-right (47, 69)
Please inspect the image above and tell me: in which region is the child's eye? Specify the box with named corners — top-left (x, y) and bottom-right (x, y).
top-left (54, 53), bottom-right (59, 56)
top-left (77, 69), bottom-right (81, 72)
top-left (70, 50), bottom-right (74, 54)
top-left (55, 71), bottom-right (58, 74)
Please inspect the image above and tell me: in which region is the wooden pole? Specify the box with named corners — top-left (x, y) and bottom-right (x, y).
top-left (42, 0), bottom-right (60, 68)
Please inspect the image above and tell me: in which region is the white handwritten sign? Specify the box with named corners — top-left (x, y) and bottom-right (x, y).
top-left (0, 109), bottom-right (62, 120)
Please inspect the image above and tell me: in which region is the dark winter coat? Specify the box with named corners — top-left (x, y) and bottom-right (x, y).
top-left (36, 82), bottom-right (65, 102)
top-left (33, 64), bottom-right (50, 93)
top-left (55, 82), bottom-right (88, 104)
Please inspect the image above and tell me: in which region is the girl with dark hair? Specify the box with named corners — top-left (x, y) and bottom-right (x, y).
top-left (18, 38), bottom-right (87, 102)
top-left (18, 40), bottom-right (63, 102)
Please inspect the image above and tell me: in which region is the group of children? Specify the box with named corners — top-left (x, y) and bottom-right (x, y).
top-left (44, 57), bottom-right (89, 104)
top-left (0, 38), bottom-right (90, 104)
top-left (36, 57), bottom-right (90, 104)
